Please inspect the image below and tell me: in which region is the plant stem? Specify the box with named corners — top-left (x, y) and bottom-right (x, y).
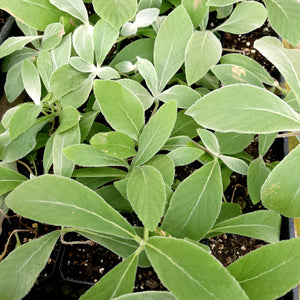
top-left (31, 160), bottom-right (38, 176)
top-left (60, 233), bottom-right (94, 246)
top-left (17, 160), bottom-right (33, 175)
top-left (150, 99), bottom-right (159, 118)
top-left (144, 228), bottom-right (149, 241)
top-left (277, 131), bottom-right (300, 138)
top-left (222, 48), bottom-right (245, 53)
top-left (190, 140), bottom-right (214, 157)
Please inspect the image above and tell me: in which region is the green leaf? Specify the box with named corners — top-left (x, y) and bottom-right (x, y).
top-left (79, 111), bottom-right (99, 142)
top-left (93, 19), bottom-right (119, 66)
top-left (182, 0), bottom-right (208, 27)
top-left (96, 66), bottom-right (120, 80)
top-left (0, 231), bottom-right (60, 300)
top-left (228, 238), bottom-right (300, 300)
top-left (8, 103), bottom-right (42, 140)
top-left (0, 166), bottom-right (27, 196)
top-left (185, 31), bottom-right (222, 85)
top-left (167, 147), bottom-right (204, 167)
top-left (247, 158), bottom-right (271, 205)
top-left (216, 5), bottom-right (233, 18)
top-left (53, 124), bottom-right (81, 177)
top-left (114, 292), bottom-right (177, 300)
top-left (197, 129), bottom-right (220, 156)
top-left (220, 53), bottom-right (273, 85)
top-left (219, 155), bottom-right (248, 175)
top-left (22, 59), bottom-right (41, 105)
top-left (64, 144), bottom-right (129, 169)
top-left (186, 84), bottom-right (300, 133)
top-left (127, 166), bottom-right (165, 230)
top-left (4, 62), bottom-right (24, 103)
top-left (80, 254), bottom-right (137, 300)
top-left (90, 132), bottom-right (136, 159)
top-left (259, 133), bottom-right (277, 157)
top-left (51, 33), bottom-right (72, 69)
top-left (41, 23), bottom-right (64, 51)
top-left (0, 0), bottom-right (69, 31)
top-left (132, 101), bottom-right (177, 166)
top-left (92, 0), bottom-right (137, 29)
top-left (154, 5), bottom-right (193, 91)
top-left (56, 107), bottom-right (81, 134)
top-left (211, 64), bottom-right (264, 88)
top-left (216, 132), bottom-right (254, 155)
top-left (49, 0), bottom-right (88, 24)
top-left (262, 0), bottom-right (300, 47)
top-left (94, 80), bottom-right (144, 141)
top-left (214, 1), bottom-right (267, 34)
top-left (162, 136), bottom-right (191, 151)
top-left (37, 51), bottom-right (53, 91)
top-left (171, 110), bottom-right (199, 139)
top-left (145, 237), bottom-right (248, 299)
top-left (158, 85), bottom-right (200, 109)
top-left (207, 0), bottom-right (241, 5)
top-left (73, 24), bottom-right (94, 63)
top-left (254, 36), bottom-right (300, 105)
top-left (208, 210), bottom-right (281, 243)
top-left (162, 161), bottom-right (222, 240)
top-left (215, 202), bottom-right (242, 225)
top-left (261, 144), bottom-right (300, 217)
top-left (6, 175), bottom-right (136, 239)
top-left (69, 57), bottom-right (96, 73)
top-left (43, 134), bottom-right (54, 174)
top-left (137, 57), bottom-right (158, 96)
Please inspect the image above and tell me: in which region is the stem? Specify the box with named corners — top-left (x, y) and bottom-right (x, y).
top-left (222, 48), bottom-right (245, 53)
top-left (60, 233), bottom-right (94, 246)
top-left (144, 228), bottom-right (149, 241)
top-left (17, 160), bottom-right (33, 175)
top-left (277, 131), bottom-right (300, 138)
top-left (150, 99), bottom-right (159, 118)
top-left (190, 140), bottom-right (215, 157)
top-left (31, 160), bottom-right (38, 176)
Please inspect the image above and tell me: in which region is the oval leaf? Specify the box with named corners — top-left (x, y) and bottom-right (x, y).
top-left (219, 155), bottom-right (248, 175)
top-left (114, 292), bottom-right (176, 300)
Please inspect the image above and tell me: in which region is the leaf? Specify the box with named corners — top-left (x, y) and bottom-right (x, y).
top-left (182, 0), bottom-right (208, 27)
top-left (53, 124), bottom-right (81, 177)
top-left (185, 31), bottom-right (222, 85)
top-left (171, 110), bottom-right (199, 138)
top-left (93, 19), bottom-right (119, 66)
top-left (197, 129), bottom-right (220, 156)
top-left (73, 24), bottom-right (94, 63)
top-left (132, 101), bottom-right (177, 166)
top-left (41, 23), bottom-right (64, 51)
top-left (227, 238), bottom-right (300, 300)
top-left (214, 1), bottom-right (267, 34)
top-left (0, 166), bottom-right (27, 196)
top-left (127, 165), bottom-right (165, 230)
top-left (114, 292), bottom-right (177, 300)
top-left (259, 133), bottom-right (277, 157)
top-left (94, 80), bottom-right (144, 141)
top-left (73, 167), bottom-right (127, 179)
top-left (69, 57), bottom-right (96, 73)
top-left (254, 36), bottom-right (300, 105)
top-left (138, 0), bottom-right (162, 10)
top-left (215, 202), bottom-right (242, 225)
top-left (49, 0), bottom-right (88, 24)
top-left (262, 0), bottom-right (300, 47)
top-left (211, 64), bottom-right (264, 88)
top-left (92, 0), bottom-right (137, 29)
top-left (137, 57), bottom-right (158, 96)
top-left (154, 5), bottom-right (193, 91)
top-left (90, 132), bottom-right (136, 159)
top-left (43, 134), bottom-right (54, 174)
top-left (158, 85), bottom-right (200, 109)
top-left (51, 33), bottom-right (72, 69)
top-left (80, 254), bottom-right (137, 300)
top-left (63, 144), bottom-right (129, 168)
top-left (22, 59), bottom-right (41, 105)
top-left (6, 175), bottom-right (136, 239)
top-left (145, 237), bottom-right (248, 299)
top-left (219, 155), bottom-right (248, 175)
top-left (0, 0), bottom-right (69, 31)
top-left (79, 111), bottom-right (99, 142)
top-left (4, 62), bottom-right (24, 103)
top-left (96, 66), bottom-right (120, 80)
top-left (208, 210), bottom-right (281, 243)
top-left (8, 103), bottom-right (42, 140)
top-left (207, 0), bottom-right (242, 5)
top-left (261, 144), bottom-right (300, 217)
top-left (162, 136), bottom-right (191, 151)
top-left (37, 51), bottom-right (53, 91)
top-left (186, 84), bottom-right (300, 133)
top-left (0, 231), bottom-right (60, 300)
top-left (167, 147), bottom-right (204, 167)
top-left (56, 107), bottom-right (81, 134)
top-left (162, 161), bottom-right (222, 240)
top-left (220, 53), bottom-right (273, 85)
top-left (247, 158), bottom-right (271, 205)
top-left (215, 132), bottom-right (254, 155)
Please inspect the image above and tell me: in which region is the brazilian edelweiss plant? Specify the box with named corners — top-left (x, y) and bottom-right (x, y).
top-left (0, 0), bottom-right (300, 299)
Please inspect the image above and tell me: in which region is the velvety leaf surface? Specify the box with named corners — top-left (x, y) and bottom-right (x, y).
top-left (4, 62), bottom-right (24, 102)
top-left (137, 57), bottom-right (158, 96)
top-left (73, 24), bottom-right (94, 63)
top-left (258, 133), bottom-right (277, 157)
top-left (197, 129), bottom-right (220, 156)
top-left (40, 23), bottom-right (64, 51)
top-left (114, 292), bottom-right (177, 300)
top-left (0, 166), bottom-right (27, 196)
top-left (219, 155), bottom-right (248, 175)
top-left (171, 110), bottom-right (199, 138)
top-left (207, 0), bottom-right (241, 5)
top-left (182, 0), bottom-right (208, 27)
top-left (167, 147), bottom-right (204, 167)
top-left (56, 107), bottom-right (81, 134)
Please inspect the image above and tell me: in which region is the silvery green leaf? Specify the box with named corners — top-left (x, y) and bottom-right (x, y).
top-left (4, 62), bottom-right (24, 103)
top-left (73, 24), bottom-right (94, 63)
top-left (51, 33), bottom-right (72, 69)
top-left (135, 8), bottom-right (159, 28)
top-left (114, 61), bottom-right (136, 73)
top-left (219, 155), bottom-right (248, 175)
top-left (41, 23), bottom-right (64, 51)
top-left (138, 0), bottom-right (162, 10)
top-left (197, 129), bottom-right (220, 156)
top-left (37, 51), bottom-right (53, 91)
top-left (96, 66), bottom-right (120, 80)
top-left (70, 57), bottom-right (96, 73)
top-left (121, 22), bottom-right (138, 36)
top-left (16, 20), bottom-right (40, 49)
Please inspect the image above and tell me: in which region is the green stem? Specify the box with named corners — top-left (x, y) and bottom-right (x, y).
top-left (150, 99), bottom-right (159, 118)
top-left (144, 228), bottom-right (149, 241)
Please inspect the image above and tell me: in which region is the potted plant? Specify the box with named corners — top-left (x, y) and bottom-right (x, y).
top-left (0, 0), bottom-right (300, 299)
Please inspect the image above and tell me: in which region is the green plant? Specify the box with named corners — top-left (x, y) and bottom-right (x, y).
top-left (0, 0), bottom-right (300, 299)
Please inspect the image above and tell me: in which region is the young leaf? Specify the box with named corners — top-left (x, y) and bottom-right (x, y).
top-left (0, 231), bottom-right (60, 300)
top-left (197, 129), bottom-right (220, 156)
top-left (261, 144), bottom-right (300, 217)
top-left (214, 1), bottom-right (267, 34)
top-left (22, 59), bottom-right (41, 105)
top-left (94, 80), bottom-right (144, 141)
top-left (162, 161), bottom-right (222, 240)
top-left (227, 238), bottom-right (300, 300)
top-left (259, 133), bottom-right (277, 157)
top-left (254, 36), bottom-right (300, 104)
top-left (154, 5), bottom-right (193, 91)
top-left (137, 57), bottom-right (158, 96)
top-left (220, 53), bottom-right (273, 85)
top-left (207, 0), bottom-right (241, 5)
top-left (51, 33), bottom-right (72, 69)
top-left (132, 101), bottom-right (177, 166)
top-left (73, 24), bottom-right (94, 63)
top-left (6, 175), bottom-right (136, 239)
top-left (56, 107), bottom-right (81, 134)
top-left (49, 0), bottom-right (89, 24)
top-left (186, 84), bottom-right (300, 133)
top-left (208, 210), bottom-right (281, 243)
top-left (262, 0), bottom-right (300, 47)
top-left (53, 124), bottom-right (81, 177)
top-left (162, 136), bottom-right (191, 151)
top-left (0, 166), bottom-right (27, 196)
top-left (247, 158), bottom-right (271, 205)
top-left (93, 19), bottom-right (119, 66)
top-left (92, 0), bottom-right (137, 29)
top-left (4, 62), bottom-right (24, 103)
top-left (145, 237), bottom-right (248, 299)
top-left (185, 31), bottom-right (222, 85)
top-left (215, 202), bottom-right (242, 224)
top-left (79, 111), bottom-right (99, 142)
top-left (127, 165), bottom-right (165, 231)
top-left (90, 132), bottom-right (136, 159)
top-left (114, 292), bottom-right (177, 300)
top-left (63, 144), bottom-right (129, 168)
top-left (135, 8), bottom-right (159, 28)
top-left (37, 51), bottom-right (53, 91)
top-left (41, 23), bottom-right (64, 51)
top-left (70, 57), bottom-right (96, 73)
top-left (96, 66), bottom-right (120, 80)
top-left (43, 134), bottom-right (55, 174)
top-left (80, 254), bottom-right (138, 300)
top-left (182, 0), bottom-right (208, 28)
top-left (167, 147), bottom-right (204, 167)
top-left (171, 110), bottom-right (199, 138)
top-left (219, 155), bottom-right (248, 175)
